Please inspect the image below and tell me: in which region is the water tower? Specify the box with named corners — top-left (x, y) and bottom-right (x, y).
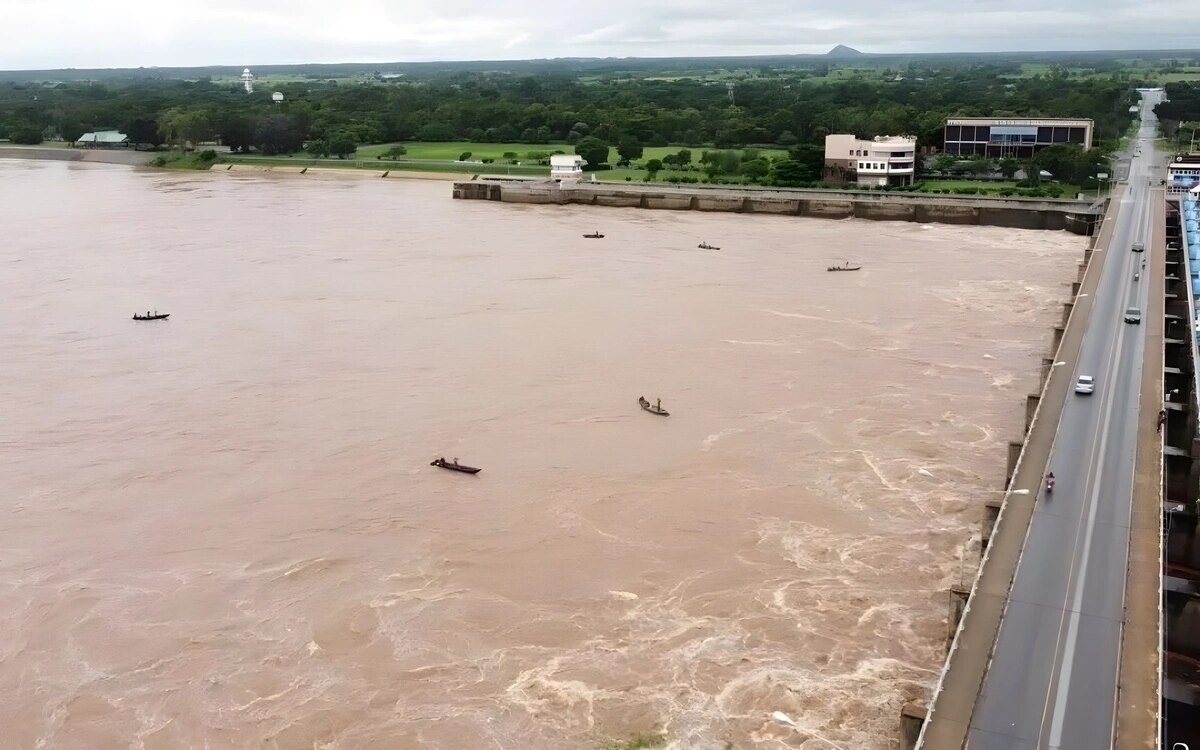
top-left (272, 91), bottom-right (284, 105)
top-left (241, 68), bottom-right (255, 94)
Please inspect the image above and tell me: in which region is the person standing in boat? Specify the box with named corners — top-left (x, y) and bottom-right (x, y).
top-left (656, 398), bottom-right (662, 411)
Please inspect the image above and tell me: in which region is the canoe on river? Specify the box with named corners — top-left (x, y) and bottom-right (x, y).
top-left (431, 457), bottom-right (482, 474)
top-left (638, 396), bottom-right (669, 416)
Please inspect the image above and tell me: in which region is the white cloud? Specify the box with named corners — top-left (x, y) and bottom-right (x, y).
top-left (0, 0), bottom-right (1196, 69)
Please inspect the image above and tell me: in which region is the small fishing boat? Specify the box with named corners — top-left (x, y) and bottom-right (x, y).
top-left (133, 312), bottom-right (170, 320)
top-left (698, 242), bottom-right (720, 250)
top-left (582, 232), bottom-right (605, 239)
top-left (826, 262), bottom-right (862, 272)
top-left (638, 396), bottom-right (670, 417)
top-left (431, 457), bottom-right (482, 474)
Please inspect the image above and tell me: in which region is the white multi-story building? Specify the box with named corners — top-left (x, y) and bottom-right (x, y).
top-left (550, 154), bottom-right (585, 182)
top-left (824, 134), bottom-right (917, 186)
top-left (1168, 154), bottom-right (1200, 197)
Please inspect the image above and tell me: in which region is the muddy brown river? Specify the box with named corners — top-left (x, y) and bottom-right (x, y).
top-left (0, 160), bottom-right (1084, 748)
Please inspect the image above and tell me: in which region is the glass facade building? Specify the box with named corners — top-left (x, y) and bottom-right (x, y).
top-left (943, 118), bottom-right (1093, 158)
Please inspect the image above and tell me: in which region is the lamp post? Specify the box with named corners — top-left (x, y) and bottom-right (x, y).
top-left (955, 487), bottom-right (1032, 586)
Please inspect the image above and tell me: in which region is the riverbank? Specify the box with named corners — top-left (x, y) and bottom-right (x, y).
top-left (0, 146), bottom-right (154, 166)
top-left (219, 153), bottom-right (546, 179)
top-left (217, 163), bottom-right (491, 181)
top-left (0, 148), bottom-right (498, 182)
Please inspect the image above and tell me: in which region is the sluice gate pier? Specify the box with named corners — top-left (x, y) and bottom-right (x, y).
top-left (453, 180), bottom-right (1103, 235)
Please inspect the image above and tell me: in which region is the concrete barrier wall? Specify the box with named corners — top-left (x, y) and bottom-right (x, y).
top-left (802, 200), bottom-right (854, 218)
top-left (1064, 211), bottom-right (1101, 235)
top-left (746, 197), bottom-right (801, 214)
top-left (590, 192), bottom-right (643, 208)
top-left (643, 194), bottom-right (695, 210)
top-left (452, 182), bottom-right (1101, 235)
top-left (452, 183), bottom-right (501, 200)
top-left (695, 196), bottom-right (747, 212)
top-left (856, 202), bottom-right (918, 222)
top-left (501, 189), bottom-right (562, 204)
top-left (978, 206), bottom-right (1050, 230)
top-left (916, 204), bottom-right (980, 225)
top-left (224, 163), bottom-right (307, 174)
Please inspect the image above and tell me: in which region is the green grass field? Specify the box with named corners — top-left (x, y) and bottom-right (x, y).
top-left (355, 141), bottom-right (554, 161)
top-left (351, 141), bottom-right (787, 183)
top-left (221, 154), bottom-right (547, 176)
top-left (1000, 62), bottom-right (1200, 83)
top-left (211, 74), bottom-right (366, 86)
top-left (355, 141), bottom-right (787, 164)
top-left (922, 180), bottom-right (1019, 190)
top-left (920, 179), bottom-right (1087, 196)
top-left (221, 153), bottom-right (735, 183)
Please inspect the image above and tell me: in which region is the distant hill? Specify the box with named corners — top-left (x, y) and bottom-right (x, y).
top-left (826, 45), bottom-right (864, 58)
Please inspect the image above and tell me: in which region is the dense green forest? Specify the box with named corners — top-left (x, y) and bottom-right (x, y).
top-left (1155, 82), bottom-right (1200, 143)
top-left (0, 59), bottom-right (1140, 158)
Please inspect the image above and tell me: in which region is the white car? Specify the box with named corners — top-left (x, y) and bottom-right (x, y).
top-left (1075, 375), bottom-right (1095, 395)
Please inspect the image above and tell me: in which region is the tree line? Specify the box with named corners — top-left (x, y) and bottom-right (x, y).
top-left (0, 64), bottom-right (1136, 163)
top-left (1155, 82), bottom-right (1200, 144)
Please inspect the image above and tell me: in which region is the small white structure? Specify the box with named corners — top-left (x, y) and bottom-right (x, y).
top-left (550, 154), bottom-right (585, 182)
top-left (824, 134), bottom-right (917, 186)
top-left (241, 68), bottom-right (255, 94)
top-left (272, 91), bottom-right (284, 104)
top-left (76, 130), bottom-right (129, 148)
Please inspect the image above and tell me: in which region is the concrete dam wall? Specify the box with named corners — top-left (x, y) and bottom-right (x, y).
top-left (451, 181), bottom-right (1103, 235)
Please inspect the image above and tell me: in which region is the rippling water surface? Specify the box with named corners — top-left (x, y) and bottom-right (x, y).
top-left (0, 161), bottom-right (1085, 748)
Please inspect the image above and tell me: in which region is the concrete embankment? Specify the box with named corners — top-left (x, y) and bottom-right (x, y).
top-left (453, 180), bottom-right (1103, 234)
top-left (218, 163), bottom-right (468, 181)
top-left (0, 150), bottom-right (477, 182)
top-left (0, 146), bottom-right (154, 166)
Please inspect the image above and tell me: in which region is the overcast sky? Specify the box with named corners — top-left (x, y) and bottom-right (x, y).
top-left (2, 0), bottom-right (1198, 70)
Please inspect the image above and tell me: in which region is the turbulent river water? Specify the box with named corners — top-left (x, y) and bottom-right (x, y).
top-left (0, 160), bottom-right (1085, 749)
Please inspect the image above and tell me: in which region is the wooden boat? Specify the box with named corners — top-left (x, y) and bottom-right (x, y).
top-left (826, 263), bottom-right (862, 272)
top-left (698, 242), bottom-right (720, 250)
top-left (431, 457), bottom-right (481, 474)
top-left (638, 396), bottom-right (670, 417)
top-left (582, 232), bottom-right (605, 239)
top-left (133, 312), bottom-right (170, 320)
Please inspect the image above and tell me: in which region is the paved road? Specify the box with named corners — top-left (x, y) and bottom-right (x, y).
top-left (966, 91), bottom-right (1164, 749)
